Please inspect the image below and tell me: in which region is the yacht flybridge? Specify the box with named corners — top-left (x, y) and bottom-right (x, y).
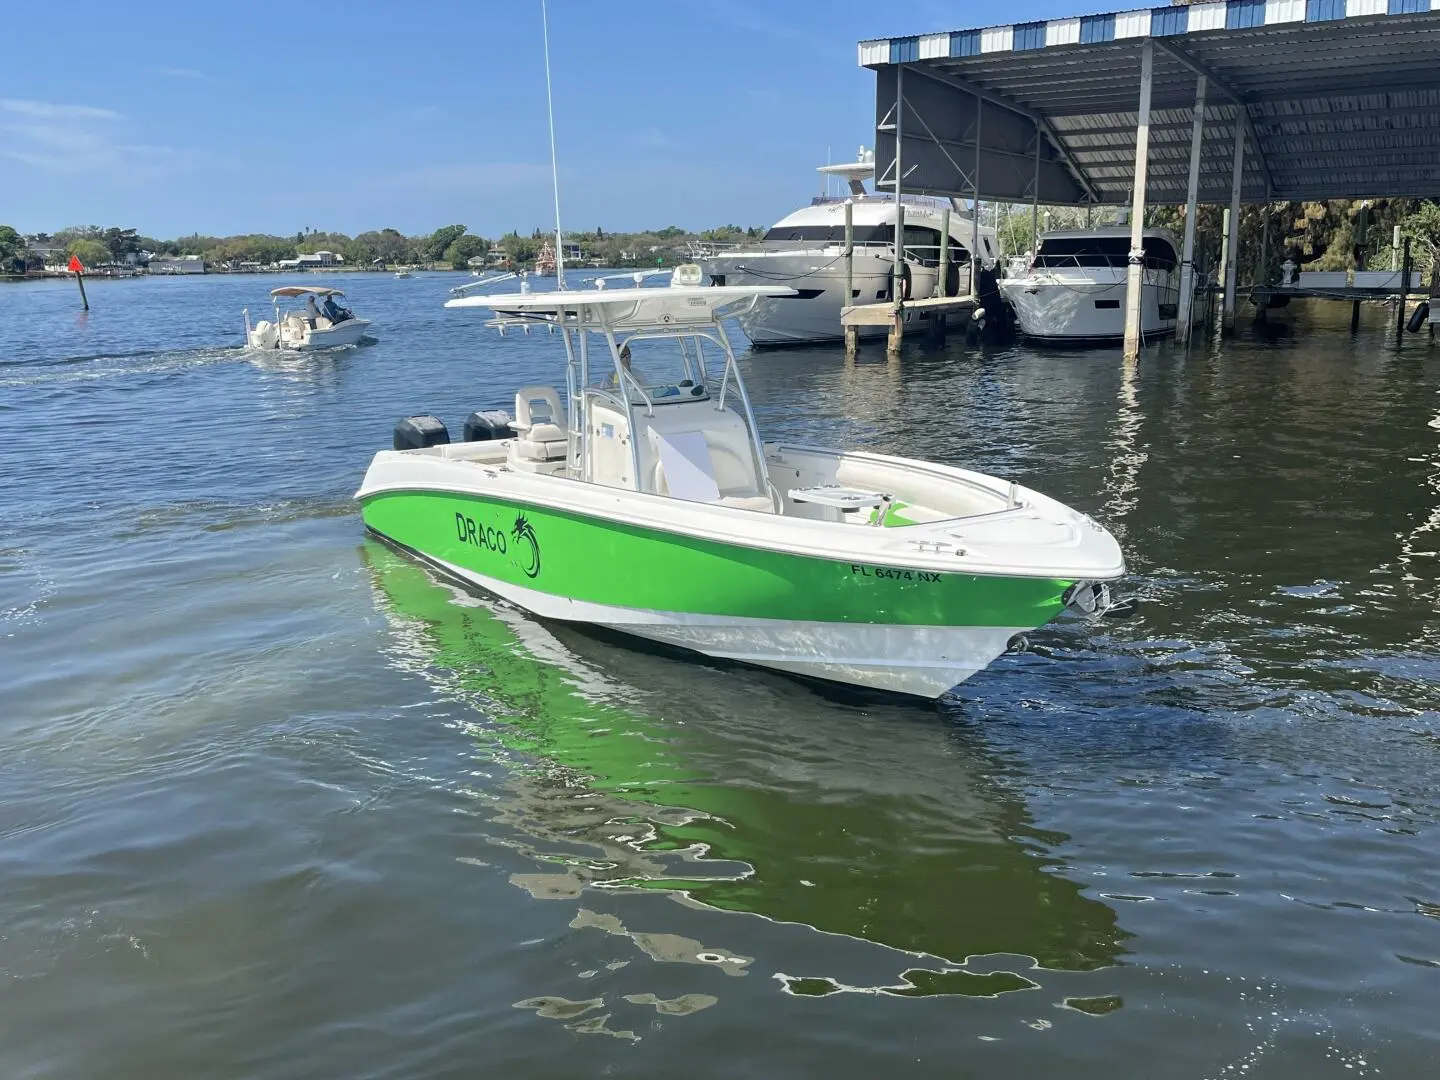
top-left (698, 148), bottom-right (999, 345)
top-left (355, 274), bottom-right (1126, 698)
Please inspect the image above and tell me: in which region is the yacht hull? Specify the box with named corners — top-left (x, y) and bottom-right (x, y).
top-left (702, 251), bottom-right (948, 346)
top-left (358, 486), bottom-right (1073, 699)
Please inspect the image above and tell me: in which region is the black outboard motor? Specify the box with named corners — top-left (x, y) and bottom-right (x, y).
top-left (965, 265), bottom-right (1015, 343)
top-left (463, 410), bottom-right (513, 442)
top-left (393, 415), bottom-right (450, 451)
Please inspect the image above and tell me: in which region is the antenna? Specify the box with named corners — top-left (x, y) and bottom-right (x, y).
top-left (540, 0), bottom-right (565, 287)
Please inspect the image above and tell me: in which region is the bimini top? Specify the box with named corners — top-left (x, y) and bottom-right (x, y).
top-left (443, 284), bottom-right (794, 330)
top-left (270, 286), bottom-right (346, 299)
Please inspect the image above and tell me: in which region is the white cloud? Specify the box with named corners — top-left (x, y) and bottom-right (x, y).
top-left (0, 98), bottom-right (121, 122)
top-left (156, 67), bottom-right (206, 80)
top-left (0, 99), bottom-right (172, 174)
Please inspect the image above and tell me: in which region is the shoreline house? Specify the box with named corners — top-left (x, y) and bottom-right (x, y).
top-left (278, 250), bottom-right (345, 271)
top-left (151, 254), bottom-right (206, 274)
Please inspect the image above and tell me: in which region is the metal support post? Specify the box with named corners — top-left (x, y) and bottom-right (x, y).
top-left (1255, 189), bottom-right (1272, 324)
top-left (844, 200), bottom-right (854, 305)
top-left (893, 64), bottom-right (906, 313)
top-left (1122, 38), bottom-right (1154, 361)
top-left (937, 207), bottom-right (951, 298)
top-left (1176, 74), bottom-right (1206, 346)
top-left (1222, 115), bottom-right (1244, 331)
top-left (971, 95), bottom-right (982, 295)
top-left (1031, 127), bottom-right (1041, 260)
top-left (1397, 237), bottom-right (1412, 346)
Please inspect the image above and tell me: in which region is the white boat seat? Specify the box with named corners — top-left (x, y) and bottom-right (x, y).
top-left (513, 385), bottom-right (564, 432)
top-left (514, 426), bottom-right (568, 462)
top-left (509, 385), bottom-right (569, 466)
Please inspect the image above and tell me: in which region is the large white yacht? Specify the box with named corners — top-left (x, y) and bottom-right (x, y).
top-left (1000, 227), bottom-right (1198, 344)
top-left (698, 149), bottom-right (998, 346)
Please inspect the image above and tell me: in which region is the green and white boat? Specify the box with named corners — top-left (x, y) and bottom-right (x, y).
top-left (355, 276), bottom-right (1126, 698)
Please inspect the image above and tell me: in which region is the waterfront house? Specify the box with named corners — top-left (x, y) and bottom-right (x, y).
top-left (151, 255), bottom-right (206, 274)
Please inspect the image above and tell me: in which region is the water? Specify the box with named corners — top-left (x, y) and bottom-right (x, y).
top-left (2, 272), bottom-right (1437, 1078)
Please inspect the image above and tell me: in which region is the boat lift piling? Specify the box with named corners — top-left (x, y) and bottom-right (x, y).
top-left (843, 201), bottom-right (858, 357)
top-left (1175, 75), bottom-right (1207, 347)
top-left (937, 207), bottom-right (951, 298)
top-left (1222, 120), bottom-right (1245, 331)
top-left (1122, 38), bottom-right (1154, 361)
top-left (1397, 237), bottom-right (1412, 345)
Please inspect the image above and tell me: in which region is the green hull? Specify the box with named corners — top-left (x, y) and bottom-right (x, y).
top-left (360, 489), bottom-right (1072, 628)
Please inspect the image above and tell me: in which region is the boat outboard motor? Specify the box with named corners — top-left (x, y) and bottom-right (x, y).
top-left (393, 415), bottom-right (450, 451)
top-left (462, 410), bottom-right (513, 442)
top-left (968, 265), bottom-right (1014, 343)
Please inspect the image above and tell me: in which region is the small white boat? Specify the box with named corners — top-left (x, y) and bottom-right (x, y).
top-left (244, 286), bottom-right (373, 350)
top-left (394, 269), bottom-right (412, 279)
top-left (355, 273), bottom-right (1127, 699)
top-left (1000, 228), bottom-right (1199, 344)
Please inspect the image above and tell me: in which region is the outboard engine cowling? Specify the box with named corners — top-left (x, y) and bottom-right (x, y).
top-left (463, 410), bottom-right (513, 442)
top-left (393, 415), bottom-right (450, 451)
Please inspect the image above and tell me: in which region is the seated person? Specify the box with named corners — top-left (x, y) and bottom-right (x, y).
top-left (321, 294), bottom-right (346, 323)
top-left (600, 344), bottom-right (647, 389)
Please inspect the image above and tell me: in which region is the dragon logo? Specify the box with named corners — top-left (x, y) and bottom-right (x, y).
top-left (512, 513), bottom-right (541, 578)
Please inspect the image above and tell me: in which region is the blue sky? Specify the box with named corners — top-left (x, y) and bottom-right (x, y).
top-left (3, 0), bottom-right (1081, 239)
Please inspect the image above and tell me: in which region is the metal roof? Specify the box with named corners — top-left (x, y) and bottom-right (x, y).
top-left (858, 5), bottom-right (1440, 205)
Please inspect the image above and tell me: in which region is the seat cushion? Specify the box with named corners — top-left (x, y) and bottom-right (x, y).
top-left (515, 421), bottom-right (565, 443)
top-left (514, 437), bottom-right (568, 462)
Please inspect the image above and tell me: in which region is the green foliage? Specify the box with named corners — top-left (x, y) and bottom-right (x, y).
top-left (296, 231), bottom-right (351, 255)
top-left (443, 233), bottom-right (488, 270)
top-left (0, 224), bottom-right (26, 272)
top-left (501, 232), bottom-right (537, 264)
top-left (206, 234), bottom-right (297, 266)
top-left (425, 224), bottom-right (467, 263)
top-left (66, 237), bottom-right (110, 267)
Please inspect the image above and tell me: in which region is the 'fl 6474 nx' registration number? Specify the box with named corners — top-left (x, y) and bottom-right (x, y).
top-left (851, 564), bottom-right (941, 583)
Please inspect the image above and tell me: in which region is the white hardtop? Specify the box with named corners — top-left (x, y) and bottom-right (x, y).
top-left (1039, 227), bottom-right (1179, 243)
top-left (816, 147), bottom-right (876, 196)
top-left (444, 284), bottom-right (793, 329)
top-left (270, 285), bottom-right (346, 298)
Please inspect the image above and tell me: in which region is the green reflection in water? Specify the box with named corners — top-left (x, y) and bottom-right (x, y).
top-left (362, 540), bottom-right (1128, 985)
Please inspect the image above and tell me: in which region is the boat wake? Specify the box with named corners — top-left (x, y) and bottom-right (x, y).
top-left (0, 345), bottom-right (247, 389)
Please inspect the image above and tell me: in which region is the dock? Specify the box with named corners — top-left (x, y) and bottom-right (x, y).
top-left (856, 5), bottom-right (1440, 359)
top-left (841, 295), bottom-right (977, 357)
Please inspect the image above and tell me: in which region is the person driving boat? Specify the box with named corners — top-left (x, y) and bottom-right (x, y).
top-left (601, 344), bottom-right (647, 389)
top-left (321, 293), bottom-right (346, 323)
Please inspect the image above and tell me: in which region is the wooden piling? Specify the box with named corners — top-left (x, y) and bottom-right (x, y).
top-left (937, 207), bottom-right (951, 298)
top-left (844, 201), bottom-right (854, 308)
top-left (844, 323), bottom-right (858, 358)
top-left (887, 308), bottom-right (903, 357)
top-left (1396, 237), bottom-right (1411, 345)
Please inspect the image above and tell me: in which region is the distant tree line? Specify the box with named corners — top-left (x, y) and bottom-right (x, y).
top-left (1, 220), bottom-right (768, 275)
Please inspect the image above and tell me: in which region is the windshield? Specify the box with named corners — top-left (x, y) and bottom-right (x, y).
top-left (1034, 235), bottom-right (1177, 270)
top-left (590, 334), bottom-right (713, 405)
